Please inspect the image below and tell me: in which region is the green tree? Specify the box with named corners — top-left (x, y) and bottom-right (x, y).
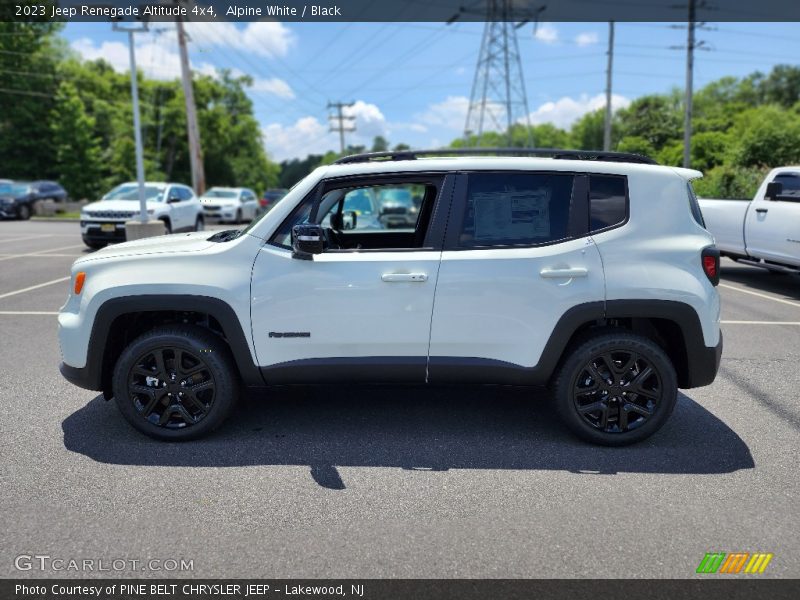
top-left (0, 21), bottom-right (63, 178)
top-left (371, 136), bottom-right (389, 152)
top-left (50, 82), bottom-right (103, 200)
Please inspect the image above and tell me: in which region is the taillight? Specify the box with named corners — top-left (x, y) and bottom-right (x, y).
top-left (701, 247), bottom-right (720, 286)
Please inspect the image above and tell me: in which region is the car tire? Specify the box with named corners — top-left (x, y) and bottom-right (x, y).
top-left (235, 209), bottom-right (242, 224)
top-left (160, 218), bottom-right (172, 234)
top-left (17, 204), bottom-right (31, 220)
top-left (195, 216), bottom-right (204, 232)
top-left (551, 331), bottom-right (678, 446)
top-left (82, 238), bottom-right (106, 250)
top-left (112, 325), bottom-right (240, 441)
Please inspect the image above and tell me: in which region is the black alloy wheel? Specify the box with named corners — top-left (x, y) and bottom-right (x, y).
top-left (112, 325), bottom-right (239, 440)
top-left (572, 349), bottom-right (660, 433)
top-left (127, 346), bottom-right (216, 429)
top-left (552, 331), bottom-right (678, 446)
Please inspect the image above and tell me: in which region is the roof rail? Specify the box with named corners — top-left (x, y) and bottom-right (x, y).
top-left (333, 147), bottom-right (658, 165)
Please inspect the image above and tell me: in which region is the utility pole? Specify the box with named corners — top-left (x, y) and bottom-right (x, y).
top-left (603, 21), bottom-right (615, 151)
top-left (327, 101), bottom-right (356, 154)
top-left (670, 2), bottom-right (712, 168)
top-left (113, 21), bottom-right (149, 224)
top-left (683, 0), bottom-right (696, 168)
top-left (176, 16), bottom-right (206, 195)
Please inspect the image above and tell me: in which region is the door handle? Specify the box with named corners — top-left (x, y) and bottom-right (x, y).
top-left (539, 267), bottom-right (588, 279)
top-left (381, 273), bottom-right (428, 283)
top-left (755, 208), bottom-right (768, 214)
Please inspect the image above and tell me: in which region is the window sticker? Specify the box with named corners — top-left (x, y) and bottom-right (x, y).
top-left (473, 189), bottom-right (551, 240)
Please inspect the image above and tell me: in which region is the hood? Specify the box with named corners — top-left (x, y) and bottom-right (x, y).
top-left (76, 231), bottom-right (217, 263)
top-left (83, 199), bottom-right (165, 214)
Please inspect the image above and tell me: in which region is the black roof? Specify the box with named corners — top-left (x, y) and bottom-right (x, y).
top-left (334, 148), bottom-right (657, 166)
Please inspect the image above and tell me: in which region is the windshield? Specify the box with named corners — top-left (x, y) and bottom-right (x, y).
top-left (0, 183), bottom-right (30, 196)
top-left (378, 188), bottom-right (413, 208)
top-left (103, 184), bottom-right (164, 201)
top-left (203, 189), bottom-right (238, 199)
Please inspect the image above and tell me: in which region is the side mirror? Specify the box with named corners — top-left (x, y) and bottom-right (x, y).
top-left (765, 182), bottom-right (783, 200)
top-left (167, 195), bottom-right (181, 204)
top-left (292, 223), bottom-right (324, 260)
top-left (343, 210), bottom-right (357, 230)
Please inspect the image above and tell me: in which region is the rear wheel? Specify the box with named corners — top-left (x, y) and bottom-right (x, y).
top-left (112, 325), bottom-right (239, 441)
top-left (552, 331), bottom-right (678, 446)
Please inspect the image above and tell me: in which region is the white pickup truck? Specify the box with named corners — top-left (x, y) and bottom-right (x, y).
top-left (699, 167), bottom-right (800, 273)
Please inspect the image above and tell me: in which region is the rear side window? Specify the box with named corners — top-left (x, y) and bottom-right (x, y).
top-left (458, 172), bottom-right (574, 247)
top-left (589, 175), bottom-right (627, 231)
top-left (686, 182), bottom-right (706, 227)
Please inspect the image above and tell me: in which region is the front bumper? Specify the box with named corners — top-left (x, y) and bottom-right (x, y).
top-left (0, 205), bottom-right (19, 218)
top-left (59, 361), bottom-right (100, 391)
top-left (81, 220), bottom-right (127, 243)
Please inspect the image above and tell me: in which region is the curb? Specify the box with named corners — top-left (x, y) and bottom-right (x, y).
top-left (30, 217), bottom-right (81, 223)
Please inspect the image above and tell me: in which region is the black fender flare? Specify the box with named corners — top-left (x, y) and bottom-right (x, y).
top-left (60, 295), bottom-right (263, 392)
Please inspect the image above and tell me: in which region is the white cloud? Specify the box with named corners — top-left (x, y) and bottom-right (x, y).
top-left (71, 34), bottom-right (216, 80)
top-left (534, 23), bottom-right (559, 44)
top-left (185, 22), bottom-right (295, 58)
top-left (575, 32), bottom-right (599, 47)
top-left (262, 116), bottom-right (332, 162)
top-left (526, 93), bottom-right (631, 129)
top-left (262, 100), bottom-right (389, 161)
top-left (251, 77), bottom-right (295, 99)
top-left (415, 96), bottom-right (470, 131)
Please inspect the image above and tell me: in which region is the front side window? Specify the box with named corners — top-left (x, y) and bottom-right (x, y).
top-left (458, 172), bottom-right (574, 247)
top-left (590, 174), bottom-right (628, 231)
top-left (773, 173), bottom-right (800, 201)
top-left (270, 178), bottom-right (440, 250)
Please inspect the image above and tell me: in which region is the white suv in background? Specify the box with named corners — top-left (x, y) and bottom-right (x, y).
top-left (80, 182), bottom-right (203, 249)
top-left (200, 187), bottom-right (260, 224)
top-left (59, 149), bottom-right (722, 446)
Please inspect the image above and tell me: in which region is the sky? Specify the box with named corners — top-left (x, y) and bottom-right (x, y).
top-left (61, 21), bottom-right (799, 162)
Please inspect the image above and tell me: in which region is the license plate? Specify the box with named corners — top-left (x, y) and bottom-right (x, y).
top-left (100, 223), bottom-right (115, 232)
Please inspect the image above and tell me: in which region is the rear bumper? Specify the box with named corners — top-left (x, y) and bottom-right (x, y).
top-left (684, 331), bottom-right (723, 388)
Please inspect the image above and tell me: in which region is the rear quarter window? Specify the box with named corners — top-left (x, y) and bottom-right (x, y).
top-left (589, 174), bottom-right (627, 232)
top-left (686, 181), bottom-right (706, 227)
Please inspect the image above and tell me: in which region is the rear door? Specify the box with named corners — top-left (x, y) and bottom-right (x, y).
top-left (428, 170), bottom-right (606, 382)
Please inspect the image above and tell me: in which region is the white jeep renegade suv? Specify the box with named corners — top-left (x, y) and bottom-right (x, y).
top-left (58, 149), bottom-right (722, 445)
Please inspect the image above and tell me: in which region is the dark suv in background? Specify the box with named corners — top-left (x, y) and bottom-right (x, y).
top-left (0, 180), bottom-right (68, 220)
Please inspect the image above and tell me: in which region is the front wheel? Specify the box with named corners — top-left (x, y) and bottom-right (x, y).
top-left (112, 325), bottom-right (240, 441)
top-left (17, 204), bottom-right (31, 220)
top-left (194, 216), bottom-right (204, 231)
top-left (551, 331), bottom-right (678, 446)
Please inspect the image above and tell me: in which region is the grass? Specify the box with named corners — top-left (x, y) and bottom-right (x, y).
top-left (32, 212), bottom-right (81, 220)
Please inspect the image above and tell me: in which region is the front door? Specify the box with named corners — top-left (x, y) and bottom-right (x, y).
top-left (251, 174), bottom-right (452, 382)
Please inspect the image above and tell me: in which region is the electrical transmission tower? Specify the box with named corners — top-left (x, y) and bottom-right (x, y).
top-left (327, 101), bottom-right (356, 154)
top-left (452, 1), bottom-right (544, 147)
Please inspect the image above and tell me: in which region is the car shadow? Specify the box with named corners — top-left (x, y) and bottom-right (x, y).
top-left (63, 385), bottom-right (754, 489)
top-left (720, 261), bottom-right (800, 300)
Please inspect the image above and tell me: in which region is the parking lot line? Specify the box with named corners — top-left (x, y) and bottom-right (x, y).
top-left (0, 235), bottom-right (51, 245)
top-left (0, 244), bottom-right (85, 262)
top-left (719, 283), bottom-right (800, 309)
top-left (0, 276), bottom-right (70, 300)
top-left (0, 253), bottom-right (82, 258)
top-left (721, 320), bottom-right (800, 325)
top-left (0, 311), bottom-right (58, 315)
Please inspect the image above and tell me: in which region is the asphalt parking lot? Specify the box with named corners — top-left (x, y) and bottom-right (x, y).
top-left (1, 220), bottom-right (798, 579)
